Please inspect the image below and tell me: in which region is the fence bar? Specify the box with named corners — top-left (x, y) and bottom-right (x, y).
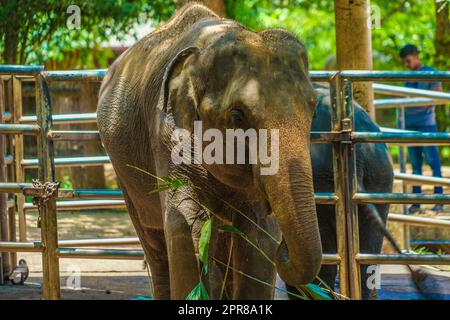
top-left (36, 73), bottom-right (60, 300)
top-left (314, 193), bottom-right (338, 204)
top-left (309, 71), bottom-right (337, 81)
top-left (375, 97), bottom-right (449, 109)
top-left (329, 73), bottom-right (352, 299)
top-left (48, 130), bottom-right (100, 141)
top-left (0, 182), bottom-right (36, 195)
top-left (342, 79), bottom-right (362, 299)
top-left (394, 172), bottom-right (450, 186)
top-left (22, 155), bottom-right (111, 168)
top-left (0, 241), bottom-right (43, 252)
top-left (0, 79), bottom-right (7, 283)
top-left (0, 65), bottom-right (44, 75)
top-left (20, 113), bottom-right (97, 124)
top-left (12, 76), bottom-right (26, 244)
top-left (24, 199), bottom-right (126, 211)
top-left (0, 123), bottom-right (40, 135)
top-left (310, 132), bottom-right (343, 143)
top-left (373, 83), bottom-right (450, 99)
top-left (58, 237), bottom-right (140, 247)
top-left (353, 193), bottom-right (450, 204)
top-left (321, 254), bottom-right (341, 265)
top-left (388, 213), bottom-right (450, 229)
top-left (341, 70), bottom-right (450, 81)
top-left (43, 70), bottom-right (107, 82)
top-left (356, 253), bottom-right (450, 265)
top-left (352, 132), bottom-right (450, 144)
top-left (57, 248), bottom-right (145, 260)
top-left (57, 189), bottom-right (124, 200)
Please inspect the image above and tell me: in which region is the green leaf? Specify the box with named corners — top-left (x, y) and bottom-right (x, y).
top-left (148, 184), bottom-right (171, 194)
top-left (304, 283), bottom-right (332, 300)
top-left (169, 178), bottom-right (187, 191)
top-left (198, 219), bottom-right (212, 270)
top-left (218, 224), bottom-right (243, 235)
top-left (186, 282), bottom-right (209, 300)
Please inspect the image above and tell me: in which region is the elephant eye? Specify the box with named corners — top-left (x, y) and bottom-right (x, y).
top-left (230, 109), bottom-right (245, 126)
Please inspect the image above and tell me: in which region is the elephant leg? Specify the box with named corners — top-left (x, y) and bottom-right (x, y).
top-left (165, 191), bottom-right (206, 299)
top-left (231, 211), bottom-right (278, 300)
top-left (122, 192), bottom-right (170, 299)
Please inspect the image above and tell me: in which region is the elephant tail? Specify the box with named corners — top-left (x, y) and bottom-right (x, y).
top-left (359, 203), bottom-right (402, 254)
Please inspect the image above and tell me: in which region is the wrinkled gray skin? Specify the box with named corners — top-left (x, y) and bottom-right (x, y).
top-left (286, 84), bottom-right (394, 300)
top-left (97, 4), bottom-right (322, 299)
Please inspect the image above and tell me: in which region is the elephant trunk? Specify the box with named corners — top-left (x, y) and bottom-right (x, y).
top-left (260, 130), bottom-right (322, 286)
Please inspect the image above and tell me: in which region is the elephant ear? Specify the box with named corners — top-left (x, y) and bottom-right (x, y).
top-left (161, 46), bottom-right (203, 129)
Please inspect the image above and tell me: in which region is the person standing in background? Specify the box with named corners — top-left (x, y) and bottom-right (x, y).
top-left (399, 44), bottom-right (444, 214)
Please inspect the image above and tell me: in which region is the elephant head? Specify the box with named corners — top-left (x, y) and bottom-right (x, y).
top-left (162, 26), bottom-right (322, 287)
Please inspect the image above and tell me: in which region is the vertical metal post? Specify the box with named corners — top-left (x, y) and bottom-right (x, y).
top-left (35, 73), bottom-right (60, 300)
top-left (12, 76), bottom-right (26, 244)
top-left (6, 78), bottom-right (16, 270)
top-left (0, 76), bottom-right (7, 283)
top-left (398, 106), bottom-right (410, 250)
top-left (330, 72), bottom-right (351, 299)
top-left (344, 80), bottom-right (361, 299)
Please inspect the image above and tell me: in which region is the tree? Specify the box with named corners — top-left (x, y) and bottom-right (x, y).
top-left (434, 0), bottom-right (450, 133)
top-left (334, 0), bottom-right (374, 118)
top-left (0, 0), bottom-right (176, 65)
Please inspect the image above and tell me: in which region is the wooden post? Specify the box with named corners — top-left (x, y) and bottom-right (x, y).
top-left (36, 73), bottom-right (60, 300)
top-left (334, 0), bottom-right (374, 119)
top-left (6, 78), bottom-right (17, 270)
top-left (330, 73), bottom-right (351, 299)
top-left (0, 75), bottom-right (8, 283)
top-left (12, 76), bottom-right (26, 243)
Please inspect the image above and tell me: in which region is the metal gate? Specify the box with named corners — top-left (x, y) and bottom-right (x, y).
top-left (0, 65), bottom-right (449, 299)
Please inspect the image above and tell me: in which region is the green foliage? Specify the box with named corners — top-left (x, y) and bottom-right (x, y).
top-left (186, 282), bottom-right (209, 300)
top-left (0, 0), bottom-right (176, 65)
top-left (148, 176), bottom-right (187, 194)
top-left (59, 175), bottom-right (73, 190)
top-left (226, 0), bottom-right (335, 69)
top-left (218, 224), bottom-right (243, 235)
top-left (198, 218), bottom-right (212, 271)
top-left (304, 283), bottom-right (333, 300)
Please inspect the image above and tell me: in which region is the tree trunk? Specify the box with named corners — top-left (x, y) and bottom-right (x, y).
top-left (434, 0), bottom-right (450, 132)
top-left (334, 0), bottom-right (374, 119)
top-left (2, 27), bottom-right (19, 64)
top-left (176, 0), bottom-right (225, 17)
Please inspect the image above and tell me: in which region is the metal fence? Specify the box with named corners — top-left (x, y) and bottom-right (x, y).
top-left (0, 65), bottom-right (449, 300)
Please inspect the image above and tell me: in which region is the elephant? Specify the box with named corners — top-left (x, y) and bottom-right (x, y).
top-left (285, 84), bottom-right (394, 300)
top-left (97, 3), bottom-right (394, 300)
top-left (97, 3), bottom-right (322, 299)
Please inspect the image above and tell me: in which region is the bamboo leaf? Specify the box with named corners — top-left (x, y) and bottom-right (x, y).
top-left (199, 282), bottom-right (209, 300)
top-left (304, 283), bottom-right (333, 300)
top-left (186, 283), bottom-right (201, 300)
top-left (169, 178), bottom-right (187, 191)
top-left (148, 184), bottom-right (171, 194)
top-left (186, 282), bottom-right (209, 300)
top-left (198, 218), bottom-right (212, 270)
top-left (218, 224), bottom-right (243, 235)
